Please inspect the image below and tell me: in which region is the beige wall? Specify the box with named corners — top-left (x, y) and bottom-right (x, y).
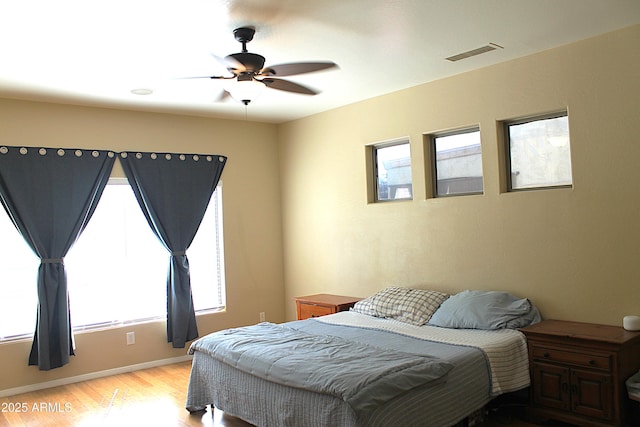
top-left (0, 100), bottom-right (285, 391)
top-left (279, 25), bottom-right (640, 324)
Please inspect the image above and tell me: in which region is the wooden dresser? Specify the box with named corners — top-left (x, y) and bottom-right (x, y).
top-left (521, 320), bottom-right (640, 426)
top-left (293, 294), bottom-right (362, 320)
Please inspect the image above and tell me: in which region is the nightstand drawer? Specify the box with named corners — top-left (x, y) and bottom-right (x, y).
top-left (531, 345), bottom-right (611, 371)
top-left (299, 303), bottom-right (334, 319)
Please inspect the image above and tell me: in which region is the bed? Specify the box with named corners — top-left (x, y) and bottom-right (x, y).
top-left (186, 288), bottom-right (541, 427)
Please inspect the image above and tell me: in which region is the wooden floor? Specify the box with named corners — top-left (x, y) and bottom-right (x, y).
top-left (0, 361), bottom-right (563, 427)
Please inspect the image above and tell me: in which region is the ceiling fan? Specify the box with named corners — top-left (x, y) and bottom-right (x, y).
top-left (185, 27), bottom-right (338, 105)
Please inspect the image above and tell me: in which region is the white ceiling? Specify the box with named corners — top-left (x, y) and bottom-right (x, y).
top-left (1, 0), bottom-right (639, 124)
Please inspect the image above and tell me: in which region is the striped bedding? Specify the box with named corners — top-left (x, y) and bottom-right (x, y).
top-left (186, 311), bottom-right (530, 426)
top-left (318, 311), bottom-right (530, 395)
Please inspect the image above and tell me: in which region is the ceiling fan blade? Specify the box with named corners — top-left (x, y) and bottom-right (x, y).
top-left (176, 76), bottom-right (236, 80)
top-left (214, 90), bottom-right (232, 103)
top-left (211, 53), bottom-right (230, 65)
top-left (260, 61), bottom-right (338, 77)
top-left (175, 75), bottom-right (234, 80)
top-left (260, 78), bottom-right (318, 95)
top-left (211, 52), bottom-right (254, 76)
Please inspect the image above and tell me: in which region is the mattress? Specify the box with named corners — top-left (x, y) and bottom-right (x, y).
top-left (186, 311), bottom-right (530, 426)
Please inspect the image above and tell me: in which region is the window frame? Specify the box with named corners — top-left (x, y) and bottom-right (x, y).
top-left (504, 111), bottom-right (572, 192)
top-left (429, 126), bottom-right (483, 198)
top-left (369, 139), bottom-right (413, 203)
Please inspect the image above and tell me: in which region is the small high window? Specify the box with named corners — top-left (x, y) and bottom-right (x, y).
top-left (372, 140), bottom-right (413, 202)
top-left (505, 112), bottom-right (572, 191)
top-left (430, 127), bottom-right (483, 197)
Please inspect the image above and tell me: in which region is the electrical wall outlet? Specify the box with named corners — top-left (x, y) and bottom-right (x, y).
top-left (259, 312), bottom-right (266, 322)
top-left (126, 331), bottom-right (135, 345)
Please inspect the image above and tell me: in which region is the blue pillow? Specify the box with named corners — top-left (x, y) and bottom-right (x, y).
top-left (428, 290), bottom-right (541, 329)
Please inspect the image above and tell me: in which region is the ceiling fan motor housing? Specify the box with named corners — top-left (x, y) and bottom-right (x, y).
top-left (226, 52), bottom-right (265, 73)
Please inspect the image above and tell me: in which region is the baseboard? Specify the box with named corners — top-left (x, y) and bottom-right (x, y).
top-left (0, 355), bottom-right (193, 398)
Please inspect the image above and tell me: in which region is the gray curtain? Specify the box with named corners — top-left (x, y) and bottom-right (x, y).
top-left (119, 152), bottom-right (226, 348)
top-left (0, 146), bottom-right (115, 370)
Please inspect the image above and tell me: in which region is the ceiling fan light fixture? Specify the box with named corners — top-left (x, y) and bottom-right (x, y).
top-left (224, 76), bottom-right (266, 105)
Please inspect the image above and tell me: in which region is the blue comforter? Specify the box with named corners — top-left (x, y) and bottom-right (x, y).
top-left (188, 322), bottom-right (453, 420)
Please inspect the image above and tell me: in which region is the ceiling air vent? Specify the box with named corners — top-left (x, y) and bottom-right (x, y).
top-left (446, 43), bottom-right (503, 62)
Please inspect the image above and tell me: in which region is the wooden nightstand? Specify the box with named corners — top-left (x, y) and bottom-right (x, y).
top-left (521, 320), bottom-right (640, 426)
top-left (293, 294), bottom-right (362, 320)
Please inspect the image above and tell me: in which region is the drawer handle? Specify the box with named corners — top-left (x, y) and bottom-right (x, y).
top-left (543, 352), bottom-right (550, 358)
top-left (589, 359), bottom-right (596, 366)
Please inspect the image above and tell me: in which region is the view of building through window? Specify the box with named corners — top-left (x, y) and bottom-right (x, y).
top-left (508, 114), bottom-right (572, 190)
top-left (375, 142), bottom-right (413, 201)
top-left (433, 129), bottom-right (483, 196)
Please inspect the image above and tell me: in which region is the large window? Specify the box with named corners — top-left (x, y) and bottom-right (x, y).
top-left (372, 140), bottom-right (413, 202)
top-left (430, 127), bottom-right (483, 197)
top-left (506, 112), bottom-right (572, 191)
top-left (0, 178), bottom-right (225, 341)
top-left (0, 207), bottom-right (39, 340)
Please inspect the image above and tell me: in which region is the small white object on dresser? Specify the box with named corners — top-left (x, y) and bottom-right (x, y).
top-left (623, 315), bottom-right (640, 331)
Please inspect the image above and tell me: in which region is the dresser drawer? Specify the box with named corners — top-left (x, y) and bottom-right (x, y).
top-left (298, 303), bottom-right (334, 319)
top-left (531, 345), bottom-right (611, 371)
